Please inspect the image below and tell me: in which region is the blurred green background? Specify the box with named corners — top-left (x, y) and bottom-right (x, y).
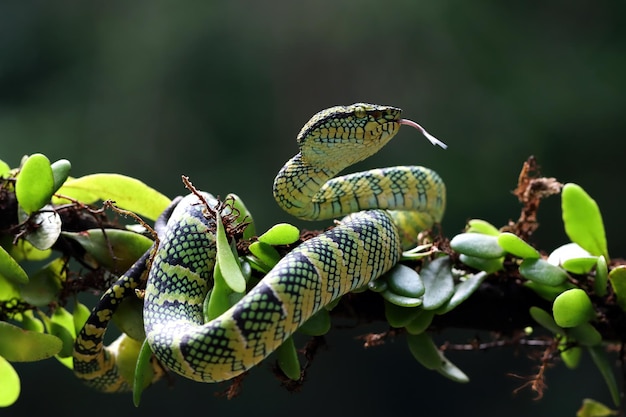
top-left (2, 1), bottom-right (625, 415)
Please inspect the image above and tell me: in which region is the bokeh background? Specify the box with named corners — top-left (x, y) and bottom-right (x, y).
top-left (2, 1), bottom-right (625, 416)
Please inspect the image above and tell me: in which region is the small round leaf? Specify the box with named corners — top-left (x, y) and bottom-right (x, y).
top-left (0, 356), bottom-right (20, 407)
top-left (15, 153), bottom-right (55, 214)
top-left (385, 264), bottom-right (424, 298)
top-left (553, 288), bottom-right (595, 328)
top-left (450, 233), bottom-right (505, 259)
top-left (248, 241), bottom-right (281, 270)
top-left (384, 300), bottom-right (421, 328)
top-left (519, 258), bottom-right (569, 286)
top-left (466, 219), bottom-right (500, 236)
top-left (380, 290), bottom-right (422, 307)
top-left (420, 257), bottom-right (454, 310)
top-left (562, 183), bottom-right (608, 260)
top-left (258, 223), bottom-right (300, 245)
top-left (458, 254), bottom-right (503, 274)
top-left (405, 309), bottom-right (435, 335)
top-left (529, 306), bottom-right (564, 335)
top-left (50, 159), bottom-right (72, 193)
top-left (275, 336), bottom-right (301, 381)
top-left (497, 232), bottom-right (540, 259)
top-left (407, 332), bottom-right (442, 370)
top-left (436, 272), bottom-right (489, 314)
top-left (562, 257), bottom-right (598, 275)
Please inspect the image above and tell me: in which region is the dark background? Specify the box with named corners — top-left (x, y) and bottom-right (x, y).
top-left (2, 1), bottom-right (625, 415)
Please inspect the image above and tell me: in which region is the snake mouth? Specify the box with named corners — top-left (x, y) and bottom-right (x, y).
top-left (400, 119), bottom-right (448, 149)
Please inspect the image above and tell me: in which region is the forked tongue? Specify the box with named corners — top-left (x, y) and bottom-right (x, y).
top-left (400, 119), bottom-right (448, 149)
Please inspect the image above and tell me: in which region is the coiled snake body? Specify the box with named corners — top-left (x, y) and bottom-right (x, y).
top-left (73, 103), bottom-right (446, 391)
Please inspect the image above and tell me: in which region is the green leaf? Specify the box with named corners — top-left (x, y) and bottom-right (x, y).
top-left (49, 307), bottom-right (76, 358)
top-left (206, 264), bottom-right (235, 321)
top-left (577, 398), bottom-right (618, 417)
top-left (524, 281), bottom-right (575, 302)
top-left (553, 289), bottom-right (595, 328)
top-left (0, 356), bottom-right (20, 407)
top-left (529, 306), bottom-right (564, 336)
top-left (595, 256), bottom-right (608, 297)
top-left (112, 297), bottom-right (146, 341)
top-left (258, 223), bottom-right (300, 246)
top-left (380, 290), bottom-right (422, 307)
top-left (560, 342), bottom-right (582, 369)
top-left (244, 255), bottom-right (272, 274)
top-left (465, 219), bottom-right (500, 236)
top-left (436, 272), bottom-right (488, 314)
top-left (407, 332), bottom-right (442, 370)
top-left (562, 183), bottom-right (608, 260)
top-left (8, 239), bottom-right (52, 262)
top-left (54, 173), bottom-right (171, 221)
top-left (568, 322), bottom-right (602, 347)
top-left (384, 301), bottom-right (421, 328)
top-left (547, 242), bottom-right (598, 275)
top-left (248, 241), bottom-right (281, 270)
top-left (0, 159), bottom-right (10, 177)
top-left (608, 266), bottom-right (626, 312)
top-left (0, 275), bottom-right (20, 301)
top-left (562, 257), bottom-right (599, 275)
top-left (19, 257), bottom-right (65, 307)
top-left (435, 354), bottom-right (470, 383)
top-left (497, 232), bottom-right (540, 259)
top-left (112, 334), bottom-right (153, 395)
top-left (275, 336), bottom-right (301, 381)
top-left (0, 321), bottom-right (62, 362)
top-left (548, 243), bottom-right (592, 266)
top-left (407, 332), bottom-right (469, 383)
top-left (15, 153), bottom-right (55, 214)
top-left (0, 245), bottom-right (28, 285)
top-left (20, 310), bottom-right (44, 333)
top-left (450, 233), bottom-right (505, 259)
top-left (298, 309), bottom-right (331, 336)
top-left (588, 346), bottom-right (620, 406)
top-left (50, 159), bottom-right (72, 193)
top-left (72, 300), bottom-right (91, 335)
top-left (420, 257), bottom-right (454, 310)
top-left (458, 254), bottom-right (503, 274)
top-left (385, 264), bottom-right (425, 298)
top-left (215, 211), bottom-right (246, 293)
top-left (519, 258), bottom-right (569, 286)
top-left (405, 309), bottom-right (435, 335)
top-left (133, 338), bottom-right (155, 407)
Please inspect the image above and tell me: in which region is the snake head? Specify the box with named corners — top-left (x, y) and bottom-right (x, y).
top-left (297, 103), bottom-right (402, 167)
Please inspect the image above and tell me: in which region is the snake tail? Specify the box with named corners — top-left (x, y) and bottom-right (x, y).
top-left (73, 251), bottom-right (151, 392)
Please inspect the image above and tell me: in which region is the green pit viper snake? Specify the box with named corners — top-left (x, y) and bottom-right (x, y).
top-left (72, 103), bottom-right (446, 392)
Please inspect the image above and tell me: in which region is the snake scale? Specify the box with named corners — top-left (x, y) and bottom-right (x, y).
top-left (72, 103), bottom-right (446, 391)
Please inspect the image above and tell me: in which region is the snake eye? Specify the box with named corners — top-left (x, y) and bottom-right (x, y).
top-left (354, 106), bottom-right (367, 119)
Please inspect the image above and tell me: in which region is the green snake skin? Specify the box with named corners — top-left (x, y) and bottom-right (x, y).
top-left (73, 103), bottom-right (446, 391)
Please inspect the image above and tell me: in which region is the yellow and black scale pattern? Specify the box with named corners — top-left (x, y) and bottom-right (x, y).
top-left (73, 103), bottom-right (446, 390)
top-left (73, 251), bottom-right (152, 392)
